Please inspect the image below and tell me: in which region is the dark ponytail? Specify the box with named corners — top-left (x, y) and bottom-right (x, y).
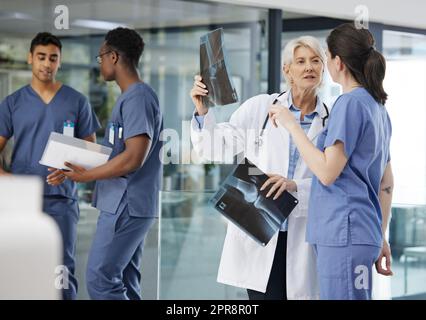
top-left (364, 49), bottom-right (388, 104)
top-left (327, 23), bottom-right (388, 105)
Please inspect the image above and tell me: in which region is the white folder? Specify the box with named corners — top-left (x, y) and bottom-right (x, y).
top-left (39, 132), bottom-right (112, 170)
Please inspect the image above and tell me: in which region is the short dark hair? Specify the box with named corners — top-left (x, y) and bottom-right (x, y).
top-left (104, 27), bottom-right (144, 68)
top-left (327, 23), bottom-right (387, 105)
top-left (30, 32), bottom-right (62, 53)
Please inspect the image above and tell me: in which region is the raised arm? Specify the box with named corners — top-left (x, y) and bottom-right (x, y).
top-left (190, 75), bottom-right (253, 163)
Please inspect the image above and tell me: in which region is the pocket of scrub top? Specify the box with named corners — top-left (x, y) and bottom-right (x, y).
top-left (94, 177), bottom-right (127, 214)
top-left (311, 194), bottom-right (350, 247)
top-left (110, 124), bottom-right (125, 157)
top-left (54, 118), bottom-right (76, 135)
top-left (106, 122), bottom-right (122, 143)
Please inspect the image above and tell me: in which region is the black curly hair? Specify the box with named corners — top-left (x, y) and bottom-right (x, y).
top-left (30, 32), bottom-right (62, 53)
top-left (104, 27), bottom-right (144, 69)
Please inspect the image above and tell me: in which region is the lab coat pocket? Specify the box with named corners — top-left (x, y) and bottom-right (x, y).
top-left (226, 220), bottom-right (249, 242)
top-left (109, 124), bottom-right (125, 157)
top-left (288, 191), bottom-right (306, 219)
top-left (288, 179), bottom-right (310, 218)
top-left (288, 202), bottom-right (306, 219)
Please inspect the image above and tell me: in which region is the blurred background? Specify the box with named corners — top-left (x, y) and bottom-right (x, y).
top-left (0, 0), bottom-right (425, 299)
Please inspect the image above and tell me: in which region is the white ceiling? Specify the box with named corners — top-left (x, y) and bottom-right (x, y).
top-left (210, 0), bottom-right (426, 30)
top-left (0, 0), bottom-right (314, 37)
top-left (0, 0), bottom-right (266, 37)
top-left (0, 0), bottom-right (423, 42)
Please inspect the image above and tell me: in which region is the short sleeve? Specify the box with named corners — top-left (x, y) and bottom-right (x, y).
top-left (122, 93), bottom-right (156, 141)
top-left (76, 96), bottom-right (101, 138)
top-left (0, 96), bottom-right (13, 139)
top-left (386, 110), bottom-right (392, 163)
top-left (324, 95), bottom-right (365, 159)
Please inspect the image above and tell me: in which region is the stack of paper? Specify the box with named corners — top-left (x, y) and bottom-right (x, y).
top-left (39, 132), bottom-right (112, 170)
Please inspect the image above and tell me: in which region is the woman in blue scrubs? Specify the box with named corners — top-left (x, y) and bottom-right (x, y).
top-left (0, 33), bottom-right (100, 299)
top-left (268, 23), bottom-right (394, 299)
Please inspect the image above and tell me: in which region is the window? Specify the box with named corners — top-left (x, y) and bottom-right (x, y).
top-left (383, 29), bottom-right (426, 298)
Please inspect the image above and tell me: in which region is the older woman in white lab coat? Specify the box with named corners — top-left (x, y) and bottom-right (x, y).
top-left (190, 36), bottom-right (328, 300)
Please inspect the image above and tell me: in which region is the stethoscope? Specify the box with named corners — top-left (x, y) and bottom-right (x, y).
top-left (254, 91), bottom-right (329, 148)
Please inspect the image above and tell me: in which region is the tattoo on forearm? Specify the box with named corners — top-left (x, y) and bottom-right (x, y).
top-left (382, 186), bottom-right (392, 194)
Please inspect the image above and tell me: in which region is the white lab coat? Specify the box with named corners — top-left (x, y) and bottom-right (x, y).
top-left (190, 91), bottom-right (328, 299)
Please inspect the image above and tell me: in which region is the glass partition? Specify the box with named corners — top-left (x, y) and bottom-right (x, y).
top-left (2, 0), bottom-right (425, 301)
top-left (0, 0), bottom-right (268, 300)
top-left (383, 30), bottom-right (426, 299)
top-left (159, 191), bottom-right (247, 299)
top-left (389, 204), bottom-right (426, 298)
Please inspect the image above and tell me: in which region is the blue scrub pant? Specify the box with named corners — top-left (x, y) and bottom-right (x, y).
top-left (313, 235), bottom-right (381, 300)
top-left (43, 196), bottom-right (79, 300)
top-left (86, 202), bottom-right (155, 300)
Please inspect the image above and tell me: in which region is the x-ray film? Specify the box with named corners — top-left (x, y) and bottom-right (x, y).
top-left (200, 28), bottom-right (238, 107)
top-left (210, 158), bottom-right (299, 246)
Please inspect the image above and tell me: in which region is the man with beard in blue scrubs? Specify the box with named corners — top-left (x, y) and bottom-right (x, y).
top-left (62, 27), bottom-right (163, 300)
top-left (0, 32), bottom-right (100, 299)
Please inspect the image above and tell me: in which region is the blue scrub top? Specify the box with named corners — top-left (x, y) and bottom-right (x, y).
top-left (0, 84), bottom-right (101, 200)
top-left (92, 82), bottom-right (163, 218)
top-left (306, 87), bottom-right (392, 247)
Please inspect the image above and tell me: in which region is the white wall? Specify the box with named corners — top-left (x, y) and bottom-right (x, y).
top-left (207, 0), bottom-right (426, 30)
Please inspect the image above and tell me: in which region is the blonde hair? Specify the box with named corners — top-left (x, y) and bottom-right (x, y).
top-left (282, 36), bottom-right (326, 86)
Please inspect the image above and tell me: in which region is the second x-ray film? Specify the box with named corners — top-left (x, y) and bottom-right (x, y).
top-left (200, 28), bottom-right (238, 107)
top-left (210, 158), bottom-right (299, 246)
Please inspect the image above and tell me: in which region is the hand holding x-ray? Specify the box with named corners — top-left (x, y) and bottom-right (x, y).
top-left (210, 158), bottom-right (299, 246)
top-left (200, 28), bottom-right (238, 107)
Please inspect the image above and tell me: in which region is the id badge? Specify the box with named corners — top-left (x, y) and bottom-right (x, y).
top-left (109, 123), bottom-right (115, 145)
top-left (63, 120), bottom-right (75, 137)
